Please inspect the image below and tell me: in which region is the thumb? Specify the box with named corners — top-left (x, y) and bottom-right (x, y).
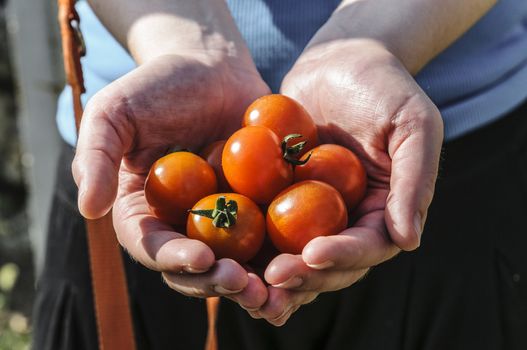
top-left (385, 105), bottom-right (443, 251)
top-left (72, 94), bottom-right (133, 219)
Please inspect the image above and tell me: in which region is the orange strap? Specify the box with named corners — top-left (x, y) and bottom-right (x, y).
top-left (58, 1), bottom-right (136, 349)
top-left (205, 297), bottom-right (220, 350)
top-left (58, 1), bottom-right (219, 349)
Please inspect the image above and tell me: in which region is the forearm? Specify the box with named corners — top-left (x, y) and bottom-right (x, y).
top-left (310, 0), bottom-right (497, 74)
top-left (87, 0), bottom-right (249, 64)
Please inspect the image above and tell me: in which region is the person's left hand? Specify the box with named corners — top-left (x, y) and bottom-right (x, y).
top-left (248, 40), bottom-right (443, 326)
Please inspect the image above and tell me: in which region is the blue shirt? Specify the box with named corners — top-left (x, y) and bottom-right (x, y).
top-left (57, 0), bottom-right (527, 145)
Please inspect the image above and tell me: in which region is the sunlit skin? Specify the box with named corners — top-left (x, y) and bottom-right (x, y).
top-left (267, 180), bottom-right (348, 255)
top-left (144, 151), bottom-right (217, 226)
top-left (243, 94), bottom-right (319, 156)
top-left (200, 140), bottom-right (232, 192)
top-left (222, 126), bottom-right (294, 204)
top-left (187, 193), bottom-right (265, 263)
top-left (295, 144), bottom-right (367, 211)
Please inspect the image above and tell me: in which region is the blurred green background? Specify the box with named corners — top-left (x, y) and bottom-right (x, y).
top-left (0, 0), bottom-right (62, 347)
top-left (0, 3), bottom-right (33, 348)
top-left (0, 20), bottom-right (32, 350)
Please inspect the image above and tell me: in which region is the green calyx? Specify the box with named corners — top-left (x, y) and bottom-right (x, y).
top-left (189, 196), bottom-right (238, 228)
top-left (281, 134), bottom-right (311, 166)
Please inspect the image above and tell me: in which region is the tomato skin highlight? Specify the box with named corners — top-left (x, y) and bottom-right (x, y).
top-left (266, 180), bottom-right (348, 255)
top-left (295, 144), bottom-right (367, 210)
top-left (145, 151), bottom-right (217, 226)
top-left (200, 140), bottom-right (232, 192)
top-left (243, 94), bottom-right (318, 156)
top-left (187, 193), bottom-right (265, 263)
top-left (222, 126), bottom-right (293, 205)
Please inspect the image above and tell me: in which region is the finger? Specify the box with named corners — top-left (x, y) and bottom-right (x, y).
top-left (256, 287), bottom-right (317, 326)
top-left (162, 258), bottom-right (249, 298)
top-left (263, 305), bottom-right (299, 327)
top-left (225, 273), bottom-right (268, 311)
top-left (72, 92), bottom-right (135, 219)
top-left (112, 172), bottom-right (215, 273)
top-left (386, 99), bottom-right (443, 250)
top-left (265, 254), bottom-right (369, 293)
top-left (302, 210), bottom-right (399, 271)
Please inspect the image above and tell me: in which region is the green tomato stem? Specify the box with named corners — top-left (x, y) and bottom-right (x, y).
top-left (281, 134), bottom-right (311, 166)
top-left (189, 196), bottom-right (238, 228)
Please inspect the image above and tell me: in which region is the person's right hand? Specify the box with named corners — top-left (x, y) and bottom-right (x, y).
top-left (72, 52), bottom-right (271, 310)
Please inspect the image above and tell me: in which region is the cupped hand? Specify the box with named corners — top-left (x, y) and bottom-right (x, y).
top-left (72, 53), bottom-right (270, 309)
top-left (253, 41), bottom-right (443, 326)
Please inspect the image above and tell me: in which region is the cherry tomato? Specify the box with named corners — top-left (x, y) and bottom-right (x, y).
top-left (243, 94), bottom-right (318, 155)
top-left (187, 194), bottom-right (265, 263)
top-left (145, 151), bottom-right (217, 226)
top-left (295, 144), bottom-right (367, 210)
top-left (200, 140), bottom-right (231, 192)
top-left (223, 126), bottom-right (308, 204)
top-left (267, 180), bottom-right (348, 254)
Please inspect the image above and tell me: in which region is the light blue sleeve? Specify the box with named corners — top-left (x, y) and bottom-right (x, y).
top-left (56, 0), bottom-right (136, 146)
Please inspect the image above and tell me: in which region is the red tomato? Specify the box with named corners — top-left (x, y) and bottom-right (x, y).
top-left (223, 126), bottom-right (307, 204)
top-left (267, 180), bottom-right (348, 254)
top-left (200, 140), bottom-right (231, 192)
top-left (243, 94), bottom-right (318, 156)
top-left (187, 193), bottom-right (265, 263)
top-left (295, 144), bottom-right (367, 210)
top-left (145, 151), bottom-right (217, 226)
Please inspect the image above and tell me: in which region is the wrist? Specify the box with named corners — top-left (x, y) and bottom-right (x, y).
top-left (307, 14), bottom-right (418, 74)
top-left (293, 39), bottom-right (401, 78)
top-left (129, 15), bottom-right (251, 67)
top-left (307, 0), bottom-right (497, 75)
top-left (89, 0), bottom-right (252, 67)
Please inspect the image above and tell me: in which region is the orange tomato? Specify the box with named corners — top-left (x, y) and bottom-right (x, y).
top-left (187, 194), bottom-right (265, 263)
top-left (222, 126), bottom-right (304, 204)
top-left (144, 151), bottom-right (217, 226)
top-left (243, 94), bottom-right (318, 156)
top-left (267, 180), bottom-right (348, 254)
top-left (295, 144), bottom-right (367, 210)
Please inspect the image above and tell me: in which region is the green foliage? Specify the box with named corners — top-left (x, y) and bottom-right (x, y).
top-left (0, 263), bottom-right (19, 292)
top-left (0, 315), bottom-right (31, 350)
top-left (0, 263), bottom-right (30, 349)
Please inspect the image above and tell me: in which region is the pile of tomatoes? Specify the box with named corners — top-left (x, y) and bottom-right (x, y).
top-left (144, 94), bottom-right (367, 264)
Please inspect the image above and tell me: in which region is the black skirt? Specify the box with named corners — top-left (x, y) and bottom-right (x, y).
top-left (33, 101), bottom-right (527, 350)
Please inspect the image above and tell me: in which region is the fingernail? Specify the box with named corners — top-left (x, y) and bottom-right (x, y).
top-left (241, 305), bottom-right (260, 312)
top-left (248, 310), bottom-right (262, 319)
top-left (213, 285), bottom-right (243, 295)
top-left (271, 306), bottom-right (296, 326)
top-left (183, 265), bottom-right (209, 274)
top-left (271, 306), bottom-right (293, 322)
top-left (77, 186), bottom-right (86, 208)
top-left (413, 212), bottom-right (422, 246)
top-left (272, 276), bottom-right (303, 289)
top-left (306, 260), bottom-right (334, 270)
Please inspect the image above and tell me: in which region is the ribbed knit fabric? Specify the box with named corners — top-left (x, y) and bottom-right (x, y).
top-left (56, 0), bottom-right (527, 144)
top-left (414, 0), bottom-right (527, 139)
top-left (225, 0), bottom-right (340, 91)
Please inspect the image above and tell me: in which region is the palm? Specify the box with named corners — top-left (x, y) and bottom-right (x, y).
top-left (282, 49), bottom-right (443, 250)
